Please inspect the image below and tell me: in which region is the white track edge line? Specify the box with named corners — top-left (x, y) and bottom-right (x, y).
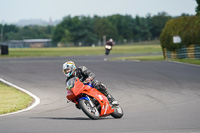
top-left (0, 78), bottom-right (40, 117)
top-left (167, 60), bottom-right (200, 67)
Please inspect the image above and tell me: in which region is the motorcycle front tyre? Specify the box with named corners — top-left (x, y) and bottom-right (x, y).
top-left (78, 99), bottom-right (99, 120)
top-left (105, 49), bottom-right (110, 55)
top-left (111, 105), bottom-right (124, 119)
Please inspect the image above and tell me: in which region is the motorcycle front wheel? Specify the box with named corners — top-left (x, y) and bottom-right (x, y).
top-left (79, 99), bottom-right (99, 120)
top-left (111, 105), bottom-right (124, 119)
top-left (105, 49), bottom-right (110, 55)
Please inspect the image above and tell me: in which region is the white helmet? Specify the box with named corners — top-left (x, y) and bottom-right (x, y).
top-left (63, 61), bottom-right (76, 77)
top-left (109, 38), bottom-right (113, 42)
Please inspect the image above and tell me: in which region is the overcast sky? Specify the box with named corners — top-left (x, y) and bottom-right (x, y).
top-left (0, 0), bottom-right (197, 23)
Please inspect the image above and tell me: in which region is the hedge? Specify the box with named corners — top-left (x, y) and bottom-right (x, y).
top-left (160, 16), bottom-right (200, 51)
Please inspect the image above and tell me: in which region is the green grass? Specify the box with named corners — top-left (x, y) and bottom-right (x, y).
top-left (111, 45), bottom-right (162, 54)
top-left (110, 55), bottom-right (164, 61)
top-left (171, 59), bottom-right (200, 65)
top-left (0, 42), bottom-right (162, 58)
top-left (0, 82), bottom-right (33, 115)
top-left (8, 47), bottom-right (104, 57)
top-left (110, 55), bottom-right (200, 66)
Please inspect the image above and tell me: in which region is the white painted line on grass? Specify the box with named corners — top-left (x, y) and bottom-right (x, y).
top-left (0, 78), bottom-right (40, 117)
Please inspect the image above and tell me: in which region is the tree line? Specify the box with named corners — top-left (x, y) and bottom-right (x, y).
top-left (0, 25), bottom-right (53, 42)
top-left (0, 12), bottom-right (192, 47)
top-left (52, 12), bottom-right (173, 46)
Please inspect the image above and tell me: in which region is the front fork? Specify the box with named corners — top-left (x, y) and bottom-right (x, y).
top-left (78, 95), bottom-right (95, 108)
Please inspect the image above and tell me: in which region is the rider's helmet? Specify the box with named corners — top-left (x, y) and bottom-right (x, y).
top-left (109, 38), bottom-right (113, 42)
top-left (63, 61), bottom-right (76, 77)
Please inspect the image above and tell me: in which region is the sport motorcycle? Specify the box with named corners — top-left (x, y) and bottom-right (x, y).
top-left (66, 77), bottom-right (123, 120)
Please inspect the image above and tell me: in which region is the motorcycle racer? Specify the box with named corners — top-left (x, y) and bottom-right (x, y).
top-left (105, 38), bottom-right (114, 55)
top-left (62, 61), bottom-right (118, 105)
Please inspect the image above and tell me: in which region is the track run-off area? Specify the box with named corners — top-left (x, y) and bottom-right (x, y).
top-left (0, 55), bottom-right (200, 133)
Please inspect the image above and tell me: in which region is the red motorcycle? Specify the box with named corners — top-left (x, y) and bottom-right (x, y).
top-left (66, 77), bottom-right (123, 120)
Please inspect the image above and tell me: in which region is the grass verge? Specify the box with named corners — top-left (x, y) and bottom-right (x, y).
top-left (110, 55), bottom-right (164, 61)
top-left (0, 44), bottom-right (162, 58)
top-left (110, 55), bottom-right (200, 66)
top-left (0, 82), bottom-right (33, 115)
top-left (171, 59), bottom-right (200, 65)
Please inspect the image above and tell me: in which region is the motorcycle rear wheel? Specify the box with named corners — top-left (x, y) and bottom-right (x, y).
top-left (79, 99), bottom-right (99, 120)
top-left (111, 105), bottom-right (124, 119)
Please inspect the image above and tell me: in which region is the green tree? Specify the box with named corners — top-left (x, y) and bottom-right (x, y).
top-left (160, 16), bottom-right (200, 51)
top-left (16, 26), bottom-right (53, 40)
top-left (71, 16), bottom-right (97, 46)
top-left (52, 14), bottom-right (173, 46)
top-left (53, 16), bottom-right (98, 46)
top-left (93, 17), bottom-right (118, 41)
top-left (52, 24), bottom-right (66, 46)
top-left (149, 12), bottom-right (171, 39)
top-left (0, 24), bottom-right (19, 41)
top-left (196, 0), bottom-right (200, 15)
top-left (4, 25), bottom-right (53, 40)
top-left (133, 15), bottom-right (151, 41)
top-left (107, 14), bottom-right (134, 42)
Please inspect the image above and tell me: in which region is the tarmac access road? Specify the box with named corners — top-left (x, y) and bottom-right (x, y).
top-left (0, 55), bottom-right (200, 133)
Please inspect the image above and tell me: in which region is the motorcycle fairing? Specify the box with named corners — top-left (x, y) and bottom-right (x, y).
top-left (82, 88), bottom-right (114, 116)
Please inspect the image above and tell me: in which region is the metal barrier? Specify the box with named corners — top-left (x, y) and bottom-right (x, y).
top-left (163, 45), bottom-right (200, 59)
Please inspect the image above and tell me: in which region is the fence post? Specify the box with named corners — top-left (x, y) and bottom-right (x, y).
top-left (171, 50), bottom-right (177, 59)
top-left (194, 44), bottom-right (200, 59)
top-left (187, 44), bottom-right (195, 59)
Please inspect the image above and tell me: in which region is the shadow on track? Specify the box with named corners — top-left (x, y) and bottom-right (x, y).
top-left (31, 116), bottom-right (113, 121)
top-left (31, 117), bottom-right (90, 120)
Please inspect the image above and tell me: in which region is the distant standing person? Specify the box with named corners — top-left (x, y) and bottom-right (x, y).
top-left (105, 38), bottom-right (114, 56)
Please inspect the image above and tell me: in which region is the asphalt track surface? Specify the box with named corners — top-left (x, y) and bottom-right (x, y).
top-left (0, 55), bottom-right (200, 133)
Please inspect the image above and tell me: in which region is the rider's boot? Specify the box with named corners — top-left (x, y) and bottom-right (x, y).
top-left (103, 90), bottom-right (119, 106)
top-left (92, 80), bottom-right (119, 105)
